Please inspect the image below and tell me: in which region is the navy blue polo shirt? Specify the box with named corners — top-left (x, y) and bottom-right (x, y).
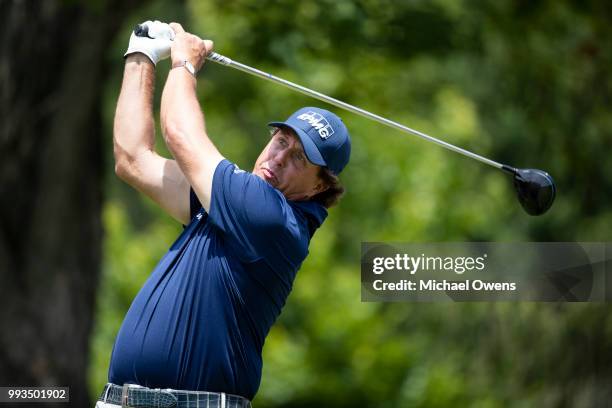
top-left (108, 159), bottom-right (327, 400)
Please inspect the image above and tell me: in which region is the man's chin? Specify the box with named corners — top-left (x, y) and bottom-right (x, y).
top-left (253, 171), bottom-right (276, 187)
top-left (253, 171), bottom-right (264, 181)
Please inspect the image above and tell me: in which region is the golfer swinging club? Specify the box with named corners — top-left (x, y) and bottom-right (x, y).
top-left (96, 20), bottom-right (351, 408)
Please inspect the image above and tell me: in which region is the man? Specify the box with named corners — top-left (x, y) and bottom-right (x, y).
top-left (96, 21), bottom-right (351, 408)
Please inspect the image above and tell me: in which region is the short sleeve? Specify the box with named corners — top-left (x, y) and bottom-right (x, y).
top-left (189, 188), bottom-right (202, 220)
top-left (208, 160), bottom-right (302, 263)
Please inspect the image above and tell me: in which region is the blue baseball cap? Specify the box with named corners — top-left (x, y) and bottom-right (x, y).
top-left (268, 107), bottom-right (352, 175)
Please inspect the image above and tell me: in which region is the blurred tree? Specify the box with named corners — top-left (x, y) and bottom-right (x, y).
top-left (0, 0), bottom-right (147, 406)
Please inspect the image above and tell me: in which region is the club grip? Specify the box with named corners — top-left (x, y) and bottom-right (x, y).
top-left (133, 24), bottom-right (149, 37)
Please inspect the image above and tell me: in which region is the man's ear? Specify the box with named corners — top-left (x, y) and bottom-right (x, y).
top-left (312, 180), bottom-right (329, 195)
top-left (304, 181), bottom-right (328, 201)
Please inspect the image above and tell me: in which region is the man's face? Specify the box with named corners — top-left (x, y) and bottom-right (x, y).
top-left (253, 128), bottom-right (327, 201)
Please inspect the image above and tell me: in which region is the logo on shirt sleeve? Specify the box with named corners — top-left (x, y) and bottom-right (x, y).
top-left (297, 111), bottom-right (335, 140)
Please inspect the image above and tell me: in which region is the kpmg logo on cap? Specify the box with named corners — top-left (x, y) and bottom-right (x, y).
top-left (297, 111), bottom-right (335, 140)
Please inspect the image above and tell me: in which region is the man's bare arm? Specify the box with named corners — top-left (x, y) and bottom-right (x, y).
top-left (114, 54), bottom-right (191, 224)
top-left (161, 23), bottom-right (224, 212)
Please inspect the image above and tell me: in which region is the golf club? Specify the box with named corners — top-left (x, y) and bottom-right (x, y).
top-left (134, 24), bottom-right (556, 216)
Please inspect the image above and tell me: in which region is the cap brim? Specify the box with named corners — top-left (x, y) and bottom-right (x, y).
top-left (268, 121), bottom-right (327, 167)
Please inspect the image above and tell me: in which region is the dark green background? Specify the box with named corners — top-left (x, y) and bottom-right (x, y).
top-left (88, 0), bottom-right (611, 406)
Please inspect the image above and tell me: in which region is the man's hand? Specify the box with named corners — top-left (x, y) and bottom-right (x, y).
top-left (169, 23), bottom-right (213, 73)
top-left (125, 20), bottom-right (175, 65)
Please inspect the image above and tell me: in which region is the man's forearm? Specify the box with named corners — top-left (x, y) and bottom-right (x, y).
top-left (113, 54), bottom-right (156, 168)
top-left (160, 67), bottom-right (221, 171)
top-left (159, 24), bottom-right (223, 211)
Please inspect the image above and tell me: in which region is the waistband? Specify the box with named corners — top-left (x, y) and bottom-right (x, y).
top-left (99, 383), bottom-right (252, 408)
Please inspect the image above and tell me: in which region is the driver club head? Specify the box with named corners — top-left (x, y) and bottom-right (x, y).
top-left (509, 168), bottom-right (556, 216)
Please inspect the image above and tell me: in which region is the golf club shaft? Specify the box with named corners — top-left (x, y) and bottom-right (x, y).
top-left (206, 52), bottom-right (506, 171)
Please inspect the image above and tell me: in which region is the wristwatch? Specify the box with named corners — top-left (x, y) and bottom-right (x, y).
top-left (172, 59), bottom-right (196, 77)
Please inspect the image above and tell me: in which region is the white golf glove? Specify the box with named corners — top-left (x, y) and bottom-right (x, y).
top-left (124, 20), bottom-right (175, 65)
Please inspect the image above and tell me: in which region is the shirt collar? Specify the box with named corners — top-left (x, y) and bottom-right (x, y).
top-left (289, 200), bottom-right (328, 236)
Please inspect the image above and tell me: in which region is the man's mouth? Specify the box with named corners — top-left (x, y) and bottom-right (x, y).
top-left (262, 168), bottom-right (278, 184)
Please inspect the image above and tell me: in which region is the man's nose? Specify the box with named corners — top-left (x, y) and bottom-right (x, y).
top-left (272, 149), bottom-right (290, 167)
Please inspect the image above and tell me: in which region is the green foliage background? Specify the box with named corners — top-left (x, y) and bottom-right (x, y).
top-left (89, 1), bottom-right (612, 406)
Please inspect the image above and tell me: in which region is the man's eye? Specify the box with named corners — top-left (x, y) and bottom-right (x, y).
top-left (296, 153), bottom-right (305, 162)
